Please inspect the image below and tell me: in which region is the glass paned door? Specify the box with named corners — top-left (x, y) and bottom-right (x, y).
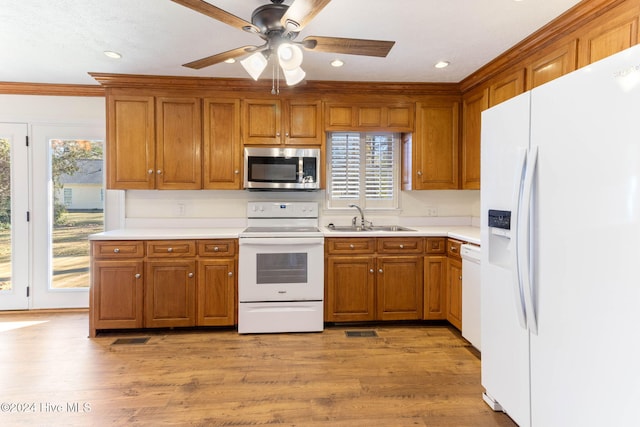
top-left (31, 125), bottom-right (104, 309)
top-left (0, 124), bottom-right (29, 310)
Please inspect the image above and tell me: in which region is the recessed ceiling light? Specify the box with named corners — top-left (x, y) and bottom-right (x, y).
top-left (224, 58), bottom-right (236, 64)
top-left (330, 59), bottom-right (344, 67)
top-left (435, 61), bottom-right (450, 69)
top-left (103, 51), bottom-right (122, 59)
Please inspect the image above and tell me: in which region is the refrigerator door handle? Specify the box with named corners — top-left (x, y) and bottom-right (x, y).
top-left (520, 146), bottom-right (539, 335)
top-left (512, 147), bottom-right (528, 330)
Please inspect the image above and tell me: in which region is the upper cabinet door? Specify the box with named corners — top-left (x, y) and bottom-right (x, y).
top-left (203, 98), bottom-right (242, 189)
top-left (107, 95), bottom-right (155, 190)
top-left (578, 12), bottom-right (639, 67)
top-left (155, 97), bottom-right (202, 190)
top-left (526, 40), bottom-right (578, 90)
top-left (413, 101), bottom-right (460, 190)
top-left (284, 100), bottom-right (323, 145)
top-left (489, 69), bottom-right (525, 108)
top-left (461, 88), bottom-right (488, 190)
top-left (243, 99), bottom-right (282, 145)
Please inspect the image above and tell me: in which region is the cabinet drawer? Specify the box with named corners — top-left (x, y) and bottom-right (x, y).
top-left (326, 238), bottom-right (376, 255)
top-left (425, 237), bottom-right (446, 254)
top-left (198, 239), bottom-right (237, 257)
top-left (146, 240), bottom-right (196, 257)
top-left (92, 241), bottom-right (144, 259)
top-left (376, 237), bottom-right (424, 254)
top-left (447, 239), bottom-right (463, 260)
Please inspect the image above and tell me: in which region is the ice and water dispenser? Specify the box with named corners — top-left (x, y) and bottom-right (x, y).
top-left (487, 209), bottom-right (512, 268)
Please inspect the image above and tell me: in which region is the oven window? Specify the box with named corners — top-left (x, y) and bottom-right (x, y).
top-left (256, 253), bottom-right (307, 284)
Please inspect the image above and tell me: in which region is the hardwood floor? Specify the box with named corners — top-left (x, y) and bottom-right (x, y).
top-left (0, 310), bottom-right (516, 426)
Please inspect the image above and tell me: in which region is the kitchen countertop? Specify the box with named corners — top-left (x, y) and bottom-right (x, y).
top-left (89, 225), bottom-right (480, 245)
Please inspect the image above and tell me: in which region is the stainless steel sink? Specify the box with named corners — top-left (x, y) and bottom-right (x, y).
top-left (326, 225), bottom-right (415, 232)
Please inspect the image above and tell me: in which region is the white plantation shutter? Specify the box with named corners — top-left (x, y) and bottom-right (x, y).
top-left (365, 134), bottom-right (395, 201)
top-left (327, 132), bottom-right (399, 209)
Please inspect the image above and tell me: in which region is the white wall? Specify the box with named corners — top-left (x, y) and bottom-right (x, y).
top-left (124, 188), bottom-right (480, 228)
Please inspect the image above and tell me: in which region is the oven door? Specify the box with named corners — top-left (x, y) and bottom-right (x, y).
top-left (238, 237), bottom-right (324, 302)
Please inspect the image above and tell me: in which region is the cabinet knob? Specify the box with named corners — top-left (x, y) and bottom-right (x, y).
top-left (167, 247), bottom-right (173, 253)
top-left (378, 269), bottom-right (383, 273)
top-left (285, 132), bottom-right (289, 137)
top-left (417, 171), bottom-right (422, 176)
top-left (213, 246), bottom-right (219, 252)
top-left (276, 132), bottom-right (281, 137)
top-left (450, 246), bottom-right (457, 252)
top-left (399, 244), bottom-right (404, 249)
top-left (228, 271), bottom-right (233, 277)
top-left (147, 169), bottom-right (153, 175)
top-left (234, 170), bottom-right (239, 174)
top-left (188, 272), bottom-right (194, 278)
top-left (349, 244), bottom-right (355, 249)
top-left (113, 248), bottom-right (120, 253)
top-left (135, 273), bottom-right (141, 279)
top-left (156, 169), bottom-right (162, 174)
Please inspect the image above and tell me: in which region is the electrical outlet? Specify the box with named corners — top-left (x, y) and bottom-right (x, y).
top-left (425, 207), bottom-right (438, 217)
top-left (177, 202), bottom-right (186, 217)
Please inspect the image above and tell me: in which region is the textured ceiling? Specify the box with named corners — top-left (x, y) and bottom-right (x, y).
top-left (0, 0), bottom-right (583, 85)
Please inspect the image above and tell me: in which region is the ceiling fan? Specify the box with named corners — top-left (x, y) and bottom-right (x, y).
top-left (170, 0), bottom-right (396, 86)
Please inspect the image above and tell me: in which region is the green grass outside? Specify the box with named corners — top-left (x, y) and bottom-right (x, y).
top-left (0, 211), bottom-right (103, 291)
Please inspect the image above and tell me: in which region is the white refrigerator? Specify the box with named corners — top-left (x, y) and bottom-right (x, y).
top-left (481, 44), bottom-right (640, 427)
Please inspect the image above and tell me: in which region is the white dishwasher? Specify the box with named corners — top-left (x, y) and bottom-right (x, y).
top-left (461, 244), bottom-right (481, 351)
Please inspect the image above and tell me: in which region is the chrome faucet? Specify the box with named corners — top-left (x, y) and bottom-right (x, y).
top-left (348, 204), bottom-right (370, 229)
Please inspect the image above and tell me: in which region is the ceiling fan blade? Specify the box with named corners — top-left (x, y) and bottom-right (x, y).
top-left (183, 46), bottom-right (258, 69)
top-left (302, 36), bottom-right (395, 57)
top-left (171, 0), bottom-right (259, 33)
top-left (281, 0), bottom-right (332, 31)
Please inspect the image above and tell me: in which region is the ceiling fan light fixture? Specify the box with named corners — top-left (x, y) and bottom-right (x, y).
top-left (277, 43), bottom-right (303, 71)
top-left (240, 51), bottom-right (268, 80)
top-left (283, 66), bottom-right (306, 86)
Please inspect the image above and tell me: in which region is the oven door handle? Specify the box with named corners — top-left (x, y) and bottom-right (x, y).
top-left (239, 238), bottom-right (324, 246)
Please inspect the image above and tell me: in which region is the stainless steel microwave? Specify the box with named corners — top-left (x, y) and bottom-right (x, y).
top-left (244, 147), bottom-right (320, 191)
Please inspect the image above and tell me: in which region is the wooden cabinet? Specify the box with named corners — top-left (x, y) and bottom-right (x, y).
top-left (489, 69), bottom-right (525, 108)
top-left (577, 11), bottom-right (639, 67)
top-left (446, 239), bottom-right (464, 330)
top-left (325, 254), bottom-right (376, 322)
top-left (526, 40), bottom-right (578, 89)
top-left (203, 98), bottom-right (242, 189)
top-left (243, 98), bottom-right (322, 145)
top-left (155, 97), bottom-right (202, 189)
top-left (106, 95), bottom-right (155, 189)
top-left (325, 237), bottom-right (423, 322)
top-left (90, 238), bottom-right (237, 336)
top-left (423, 237), bottom-right (447, 320)
top-left (196, 239), bottom-right (236, 326)
top-left (90, 241), bottom-right (145, 336)
top-left (145, 259), bottom-right (197, 327)
top-left (106, 95), bottom-right (202, 190)
top-left (325, 103), bottom-right (414, 131)
top-left (461, 88), bottom-right (488, 190)
top-left (411, 100), bottom-right (459, 190)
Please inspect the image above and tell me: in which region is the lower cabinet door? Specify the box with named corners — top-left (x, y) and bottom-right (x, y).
top-left (325, 256), bottom-right (375, 322)
top-left (197, 259), bottom-right (236, 326)
top-left (92, 260), bottom-right (144, 331)
top-left (376, 256), bottom-right (423, 320)
top-left (446, 258), bottom-right (463, 330)
top-left (144, 260), bottom-right (196, 327)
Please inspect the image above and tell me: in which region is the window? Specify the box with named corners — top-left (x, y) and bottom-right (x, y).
top-left (326, 132), bottom-right (400, 210)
